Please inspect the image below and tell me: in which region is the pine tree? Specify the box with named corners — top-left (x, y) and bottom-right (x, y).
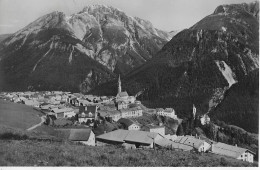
top-left (176, 123), bottom-right (184, 136)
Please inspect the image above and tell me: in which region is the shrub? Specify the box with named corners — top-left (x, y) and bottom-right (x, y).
top-left (220, 157), bottom-right (228, 166)
top-left (0, 132), bottom-right (28, 140)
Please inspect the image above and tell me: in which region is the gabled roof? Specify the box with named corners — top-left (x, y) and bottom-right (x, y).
top-left (117, 92), bottom-right (129, 97)
top-left (78, 105), bottom-right (97, 118)
top-left (174, 136), bottom-right (206, 149)
top-left (69, 129), bottom-right (92, 141)
top-left (51, 108), bottom-right (74, 114)
top-left (96, 129), bottom-right (129, 142)
top-left (156, 108), bottom-right (164, 112)
top-left (155, 138), bottom-right (173, 147)
top-left (124, 131), bottom-right (158, 144)
top-left (212, 142), bottom-right (255, 158)
top-left (86, 106), bottom-right (97, 114)
top-left (96, 129), bottom-right (160, 145)
top-left (164, 108), bottom-right (174, 113)
top-left (118, 118), bottom-right (140, 127)
top-left (155, 138), bottom-right (194, 151)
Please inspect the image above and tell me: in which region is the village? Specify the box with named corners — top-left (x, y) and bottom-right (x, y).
top-left (0, 76), bottom-right (255, 164)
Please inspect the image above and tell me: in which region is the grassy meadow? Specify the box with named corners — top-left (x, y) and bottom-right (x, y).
top-left (0, 99), bottom-right (41, 130)
top-left (0, 139), bottom-right (257, 167)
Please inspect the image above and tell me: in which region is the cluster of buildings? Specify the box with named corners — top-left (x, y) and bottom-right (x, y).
top-left (0, 76), bottom-right (253, 163)
top-left (63, 126), bottom-right (255, 163)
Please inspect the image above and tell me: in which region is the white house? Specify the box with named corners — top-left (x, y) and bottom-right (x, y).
top-left (156, 108), bottom-right (164, 115)
top-left (51, 107), bottom-right (75, 118)
top-left (118, 118), bottom-right (141, 131)
top-left (68, 129), bottom-right (95, 146)
top-left (211, 142), bottom-right (255, 163)
top-left (164, 108), bottom-right (177, 119)
top-left (120, 106), bottom-right (143, 118)
top-left (174, 136), bottom-right (211, 152)
top-left (200, 114), bottom-right (210, 125)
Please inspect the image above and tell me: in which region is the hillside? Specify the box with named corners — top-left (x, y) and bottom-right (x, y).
top-left (0, 5), bottom-right (171, 92)
top-left (92, 2), bottom-right (259, 119)
top-left (0, 139), bottom-right (256, 166)
top-left (209, 69), bottom-right (259, 133)
top-left (0, 99), bottom-right (41, 130)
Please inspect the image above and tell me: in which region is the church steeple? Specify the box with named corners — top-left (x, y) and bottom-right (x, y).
top-left (118, 74), bottom-right (122, 93)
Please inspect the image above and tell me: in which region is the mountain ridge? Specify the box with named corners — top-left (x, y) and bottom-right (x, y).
top-left (0, 5), bottom-right (172, 92)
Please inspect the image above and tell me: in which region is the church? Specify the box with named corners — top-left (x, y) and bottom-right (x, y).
top-left (115, 75), bottom-right (136, 104)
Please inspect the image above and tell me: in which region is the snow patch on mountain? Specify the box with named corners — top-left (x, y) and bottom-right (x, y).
top-left (69, 46), bottom-right (74, 64)
top-left (32, 41), bottom-right (54, 72)
top-left (215, 60), bottom-right (237, 87)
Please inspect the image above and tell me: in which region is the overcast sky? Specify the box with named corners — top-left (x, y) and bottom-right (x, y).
top-left (0, 0), bottom-right (257, 34)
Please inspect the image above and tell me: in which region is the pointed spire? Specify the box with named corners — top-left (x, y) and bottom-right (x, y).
top-left (118, 74), bottom-right (122, 93)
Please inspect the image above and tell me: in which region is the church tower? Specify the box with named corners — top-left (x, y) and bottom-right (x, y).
top-left (118, 74), bottom-right (122, 93)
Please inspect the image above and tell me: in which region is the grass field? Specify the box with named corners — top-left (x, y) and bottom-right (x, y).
top-left (0, 139), bottom-right (257, 166)
top-left (0, 99), bottom-right (41, 130)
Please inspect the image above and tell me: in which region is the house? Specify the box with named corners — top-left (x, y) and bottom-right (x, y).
top-left (156, 108), bottom-right (164, 116)
top-left (50, 108), bottom-right (75, 118)
top-left (116, 101), bottom-right (128, 110)
top-left (155, 138), bottom-right (194, 151)
top-left (68, 129), bottom-right (95, 146)
top-left (120, 106), bottom-right (143, 118)
top-left (101, 96), bottom-right (110, 103)
top-left (164, 108), bottom-right (177, 119)
top-left (156, 108), bottom-right (177, 119)
top-left (78, 105), bottom-right (97, 123)
top-left (143, 125), bottom-right (165, 136)
top-left (98, 104), bottom-right (117, 111)
top-left (118, 118), bottom-right (141, 131)
top-left (174, 136), bottom-right (211, 152)
top-left (22, 99), bottom-right (40, 107)
top-left (70, 98), bottom-right (79, 106)
top-left (211, 142), bottom-right (255, 163)
top-left (96, 129), bottom-right (164, 149)
top-left (108, 110), bottom-right (122, 122)
top-left (200, 114), bottom-right (210, 125)
top-left (97, 109), bottom-right (122, 122)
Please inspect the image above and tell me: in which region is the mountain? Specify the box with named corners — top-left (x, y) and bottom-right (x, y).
top-left (209, 69), bottom-right (259, 133)
top-left (169, 30), bottom-right (181, 38)
top-left (92, 2), bottom-right (259, 119)
top-left (0, 34), bottom-right (11, 43)
top-left (0, 5), bottom-right (171, 92)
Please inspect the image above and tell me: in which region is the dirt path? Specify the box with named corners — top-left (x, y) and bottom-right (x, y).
top-left (27, 116), bottom-right (45, 131)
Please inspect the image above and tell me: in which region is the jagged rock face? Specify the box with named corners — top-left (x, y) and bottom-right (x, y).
top-left (0, 5), bottom-right (171, 92)
top-left (119, 2), bottom-right (258, 115)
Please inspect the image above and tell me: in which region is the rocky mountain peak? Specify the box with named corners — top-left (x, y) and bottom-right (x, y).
top-left (0, 5), bottom-right (172, 92)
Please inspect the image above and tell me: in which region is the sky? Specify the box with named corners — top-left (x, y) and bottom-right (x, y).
top-left (0, 0), bottom-right (257, 34)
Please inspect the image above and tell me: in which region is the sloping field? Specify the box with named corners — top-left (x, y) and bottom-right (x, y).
top-left (0, 99), bottom-right (41, 130)
top-left (0, 140), bottom-right (257, 166)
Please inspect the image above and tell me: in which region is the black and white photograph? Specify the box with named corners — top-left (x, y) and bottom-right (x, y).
top-left (0, 0), bottom-right (259, 167)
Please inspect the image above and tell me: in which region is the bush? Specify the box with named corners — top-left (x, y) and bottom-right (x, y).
top-left (0, 132), bottom-right (29, 140)
top-left (220, 157), bottom-right (228, 166)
